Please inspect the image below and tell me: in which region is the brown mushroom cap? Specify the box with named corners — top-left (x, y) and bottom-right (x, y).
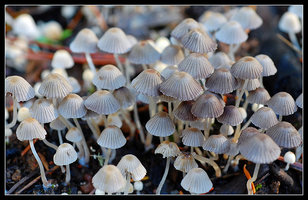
top-left (174, 152), bottom-right (198, 173)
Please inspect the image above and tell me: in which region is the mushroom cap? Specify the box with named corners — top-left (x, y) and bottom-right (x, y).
top-left (65, 127), bottom-right (82, 143)
top-left (92, 165), bottom-right (126, 193)
top-left (288, 5), bottom-right (303, 19)
top-left (5, 76), bottom-right (35, 102)
top-left (160, 45), bottom-right (184, 65)
top-left (154, 141), bottom-right (181, 158)
top-left (295, 93), bottom-right (303, 109)
top-left (266, 92), bottom-right (297, 116)
top-left (181, 127), bottom-right (205, 147)
top-left (230, 56), bottom-right (263, 79)
top-left (217, 105), bottom-right (243, 126)
top-left (230, 6), bottom-right (263, 30)
top-left (69, 28), bottom-right (98, 53)
top-left (180, 28), bottom-right (217, 54)
top-left (173, 101), bottom-right (198, 122)
top-left (38, 73), bottom-right (73, 99)
top-left (266, 121), bottom-right (302, 148)
top-left (189, 119), bottom-right (207, 130)
top-left (191, 93), bottom-right (224, 119)
top-left (51, 68), bottom-right (68, 79)
top-left (97, 125), bottom-right (126, 149)
top-left (51, 49), bottom-right (74, 69)
top-left (159, 93), bottom-right (177, 103)
top-left (225, 139), bottom-right (240, 156)
top-left (145, 111), bottom-right (175, 137)
top-left (131, 69), bottom-right (163, 97)
top-left (82, 68), bottom-right (94, 83)
top-left (238, 133), bottom-right (281, 164)
top-left (238, 127), bottom-right (260, 146)
top-left (160, 65), bottom-right (179, 80)
top-left (30, 98), bottom-right (59, 123)
top-left (159, 71), bottom-right (203, 101)
top-left (84, 90), bottom-right (120, 115)
top-left (278, 12), bottom-right (301, 34)
top-left (12, 13), bottom-right (40, 40)
top-left (255, 54), bottom-right (277, 77)
top-left (113, 86), bottom-right (136, 109)
top-left (17, 107), bottom-right (31, 122)
top-left (128, 40), bottom-right (160, 65)
top-left (238, 78), bottom-right (260, 91)
top-left (284, 151), bottom-right (296, 164)
top-left (247, 87), bottom-right (271, 104)
top-left (107, 113), bottom-right (122, 128)
top-left (81, 106), bottom-right (100, 120)
top-left (199, 11), bottom-right (228, 32)
top-left (202, 134), bottom-right (229, 154)
top-left (53, 143), bottom-right (78, 165)
top-left (97, 27), bottom-right (131, 54)
top-left (180, 167), bottom-right (213, 194)
top-left (16, 117), bottom-right (47, 141)
top-left (133, 181), bottom-right (143, 191)
top-left (92, 64), bottom-right (126, 90)
top-left (174, 152), bottom-right (198, 173)
top-left (215, 21), bottom-right (248, 44)
top-left (58, 93), bottom-right (87, 119)
top-left (171, 18), bottom-right (201, 40)
top-left (220, 124), bottom-right (234, 136)
top-left (238, 107), bottom-right (247, 120)
top-left (208, 52), bottom-right (233, 69)
top-left (68, 77), bottom-right (81, 93)
top-left (251, 107), bottom-right (278, 129)
top-left (50, 117), bottom-right (66, 131)
top-left (117, 154), bottom-right (147, 181)
top-left (126, 34), bottom-right (138, 49)
top-left (205, 67), bottom-right (239, 95)
top-left (178, 53), bottom-right (214, 80)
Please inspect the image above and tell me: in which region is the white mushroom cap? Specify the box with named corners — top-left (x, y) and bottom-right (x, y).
top-left (181, 168), bottom-right (213, 194)
top-left (68, 77), bottom-right (81, 94)
top-left (58, 93), bottom-right (87, 119)
top-left (278, 11), bottom-right (301, 34)
top-left (154, 141), bottom-right (181, 158)
top-left (65, 127), bottom-right (82, 143)
top-left (5, 127), bottom-right (13, 138)
top-left (231, 56), bottom-right (263, 80)
top-left (82, 68), bottom-right (94, 82)
top-left (199, 11), bottom-right (227, 32)
top-left (133, 181), bottom-right (143, 191)
top-left (255, 54), bottom-right (277, 77)
top-left (266, 92), bottom-right (297, 116)
top-left (53, 143), bottom-right (78, 165)
top-left (41, 21), bottom-right (63, 41)
top-left (220, 124), bottom-right (234, 136)
top-left (174, 152), bottom-right (198, 173)
top-left (128, 40), bottom-right (161, 65)
top-left (30, 98), bottom-right (59, 123)
top-left (107, 113), bottom-right (122, 128)
top-left (117, 154), bottom-right (147, 181)
top-left (250, 106), bottom-right (278, 129)
top-left (230, 6), bottom-right (263, 30)
top-left (160, 45), bottom-right (184, 65)
top-left (5, 76), bottom-right (35, 102)
top-left (208, 52), bottom-right (233, 69)
top-left (16, 117), bottom-right (47, 141)
top-left (12, 13), bottom-right (40, 40)
top-left (215, 21), bottom-right (248, 45)
top-left (51, 49), bottom-right (74, 69)
top-left (92, 165), bottom-right (126, 193)
top-left (145, 111), bottom-right (175, 137)
top-left (160, 65), bottom-right (179, 80)
top-left (284, 151), bottom-right (296, 164)
top-left (181, 128), bottom-right (204, 147)
top-left (17, 107), bottom-right (31, 122)
top-left (97, 125), bottom-right (126, 149)
top-left (202, 134), bottom-right (229, 154)
top-left (113, 86), bottom-right (136, 109)
top-left (50, 117), bottom-right (66, 131)
top-left (69, 28), bottom-right (99, 53)
top-left (171, 18), bottom-right (201, 40)
top-left (295, 93), bottom-right (303, 109)
top-left (288, 5), bottom-right (303, 19)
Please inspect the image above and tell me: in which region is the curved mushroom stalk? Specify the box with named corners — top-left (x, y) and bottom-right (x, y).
top-left (246, 163), bottom-right (260, 195)
top-left (156, 157), bottom-right (171, 195)
top-left (192, 153), bottom-right (221, 178)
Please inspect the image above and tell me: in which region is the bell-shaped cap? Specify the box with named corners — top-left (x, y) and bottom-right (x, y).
top-left (251, 107), bottom-right (278, 129)
top-left (230, 6), bottom-right (263, 30)
top-left (208, 52), bottom-right (233, 69)
top-left (199, 11), bottom-right (228, 32)
top-left (181, 168), bottom-right (213, 194)
top-left (65, 127), bottom-right (82, 143)
top-left (255, 54), bottom-right (277, 77)
top-left (160, 45), bottom-right (184, 65)
top-left (113, 86), bottom-right (136, 109)
top-left (69, 28), bottom-right (98, 53)
top-left (5, 75), bottom-right (35, 102)
top-left (247, 87), bottom-right (271, 104)
top-left (266, 92), bottom-right (297, 116)
top-left (51, 49), bottom-right (74, 69)
top-left (68, 77), bottom-right (81, 94)
top-left (216, 21), bottom-right (248, 44)
top-left (97, 125), bottom-right (126, 149)
top-left (230, 56), bottom-right (263, 79)
top-left (217, 105), bottom-right (243, 126)
top-left (53, 143), bottom-right (78, 165)
top-left (128, 40), bottom-right (160, 65)
top-left (296, 93), bottom-right (303, 109)
top-left (181, 128), bottom-right (204, 147)
top-left (154, 141), bottom-right (181, 158)
top-left (202, 134), bottom-right (229, 154)
top-left (174, 152), bottom-right (198, 173)
top-left (50, 117), bottom-right (66, 131)
top-left (278, 12), bottom-right (301, 34)
top-left (16, 117), bottom-right (46, 141)
top-left (58, 93), bottom-right (87, 119)
top-left (191, 93), bottom-right (224, 119)
top-left (30, 98), bottom-right (58, 123)
top-left (173, 101), bottom-right (198, 122)
top-left (171, 18), bottom-right (201, 40)
top-left (145, 111), bottom-right (175, 137)
top-left (117, 154), bottom-right (147, 181)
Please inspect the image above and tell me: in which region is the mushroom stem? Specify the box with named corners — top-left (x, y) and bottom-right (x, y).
top-left (247, 163), bottom-right (260, 195)
top-left (76, 141), bottom-right (85, 158)
top-left (57, 130), bottom-right (63, 144)
top-left (168, 102), bottom-right (173, 120)
top-left (104, 148), bottom-right (112, 165)
top-left (232, 124), bottom-right (242, 142)
top-left (259, 76), bottom-right (264, 88)
top-left (242, 90), bottom-right (250, 110)
top-left (120, 109), bottom-right (136, 141)
top-left (29, 139), bottom-right (49, 187)
top-left (86, 118), bottom-right (99, 140)
top-left (235, 79), bottom-right (248, 107)
top-left (113, 53), bottom-right (124, 73)
top-left (156, 157), bottom-right (171, 195)
top-left (124, 173), bottom-right (131, 195)
top-left (101, 115), bottom-right (108, 127)
top-left (133, 103), bottom-right (145, 144)
top-left (85, 52), bottom-right (97, 76)
top-left (42, 138), bottom-right (58, 151)
top-left (278, 115), bottom-right (283, 121)
top-left (6, 96), bottom-right (18, 129)
top-left (228, 44), bottom-right (236, 61)
top-left (145, 97), bottom-right (156, 148)
top-left (288, 32), bottom-right (301, 51)
top-left (65, 164), bottom-right (71, 184)
top-left (284, 163), bottom-right (290, 171)
top-left (192, 153), bottom-right (221, 177)
top-left (73, 118), bottom-right (90, 164)
top-left (223, 155), bottom-right (234, 173)
top-left (124, 59), bottom-right (131, 85)
top-left (203, 118), bottom-right (210, 139)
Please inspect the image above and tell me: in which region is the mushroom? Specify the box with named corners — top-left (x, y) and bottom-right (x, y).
top-left (283, 151), bottom-right (296, 171)
top-left (17, 107), bottom-right (31, 122)
top-left (68, 76), bottom-right (81, 94)
top-left (255, 54), bottom-right (277, 88)
top-left (53, 143), bottom-right (78, 184)
top-left (199, 11), bottom-right (227, 34)
top-left (208, 51), bottom-right (233, 69)
top-left (65, 127), bottom-right (84, 160)
top-left (295, 93), bottom-right (303, 109)
top-left (160, 45), bottom-right (184, 65)
top-left (50, 117), bottom-right (66, 145)
top-left (171, 18), bottom-right (201, 42)
top-left (230, 6), bottom-right (263, 31)
top-left (12, 13), bottom-right (40, 40)
top-left (174, 152), bottom-right (198, 177)
top-left (133, 181), bottom-right (143, 195)
top-left (181, 128), bottom-right (205, 151)
top-left (51, 49), bottom-right (74, 70)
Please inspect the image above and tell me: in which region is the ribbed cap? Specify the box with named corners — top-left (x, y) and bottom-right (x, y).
top-left (178, 53), bottom-right (214, 80)
top-left (126, 34), bottom-right (138, 49)
top-left (255, 54), bottom-right (277, 77)
top-left (171, 18), bottom-right (201, 40)
top-left (160, 45), bottom-right (184, 65)
top-left (92, 64), bottom-right (126, 90)
top-left (191, 93), bottom-right (224, 119)
top-left (160, 65), bottom-right (179, 80)
top-left (217, 105), bottom-right (243, 126)
top-left (266, 121), bottom-right (302, 148)
top-left (247, 87), bottom-right (271, 104)
top-left (154, 141), bottom-right (181, 158)
top-left (239, 133), bottom-right (281, 164)
top-left (51, 49), bottom-right (74, 69)
top-left (117, 154), bottom-right (147, 181)
top-left (145, 111), bottom-right (175, 137)
top-left (238, 127), bottom-right (260, 146)
top-left (174, 152), bottom-right (198, 173)
top-left (50, 117), bottom-right (66, 131)
top-left (17, 107), bottom-right (31, 122)
top-left (68, 77), bottom-right (81, 93)
top-left (58, 93), bottom-right (87, 119)
top-left (107, 113), bottom-right (122, 128)
top-left (84, 90), bottom-right (120, 115)
top-left (159, 94), bottom-right (177, 103)
top-left (202, 134), bottom-right (229, 154)
top-left (5, 76), bottom-right (35, 102)
top-left (53, 143), bottom-right (78, 165)
top-left (65, 127), bottom-right (82, 143)
top-left (180, 28), bottom-right (217, 54)
top-left (16, 117), bottom-right (46, 141)
top-left (128, 40), bottom-right (160, 65)
top-left (238, 78), bottom-right (260, 91)
top-left (97, 125), bottom-right (126, 149)
top-left (92, 165), bottom-right (126, 193)
top-left (295, 93), bottom-right (303, 109)
top-left (278, 12), bottom-right (301, 34)
top-left (181, 168), bottom-right (213, 194)
top-left (230, 7), bottom-right (263, 30)
top-left (113, 86), bottom-right (136, 109)
top-left (69, 28), bottom-right (98, 53)
top-left (199, 11), bottom-right (228, 32)
top-left (97, 27), bottom-right (131, 54)
top-left (173, 101), bottom-right (198, 122)
top-left (208, 52), bottom-right (233, 69)
top-left (225, 139), bottom-right (240, 156)
top-left (181, 128), bottom-right (204, 147)
top-left (215, 21), bottom-right (248, 44)
top-left (131, 69), bottom-right (163, 97)
top-left (160, 71), bottom-right (203, 101)
top-left (30, 98), bottom-right (58, 123)
top-left (231, 56), bottom-right (263, 79)
top-left (251, 107), bottom-right (278, 129)
top-left (205, 67), bottom-right (238, 95)
top-left (39, 73), bottom-right (73, 99)
top-left (266, 92), bottom-right (297, 116)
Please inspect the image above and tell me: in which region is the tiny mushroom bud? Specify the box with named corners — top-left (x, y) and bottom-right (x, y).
top-left (283, 151), bottom-right (296, 171)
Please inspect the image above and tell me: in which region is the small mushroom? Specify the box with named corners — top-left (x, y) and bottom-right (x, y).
top-left (283, 151), bottom-right (296, 171)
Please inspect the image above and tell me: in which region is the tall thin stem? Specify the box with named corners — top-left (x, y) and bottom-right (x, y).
top-left (73, 118), bottom-right (90, 164)
top-left (133, 103), bottom-right (145, 144)
top-left (235, 79), bottom-right (248, 107)
top-left (85, 52), bottom-right (97, 76)
top-left (114, 53), bottom-right (124, 73)
top-left (124, 173), bottom-right (131, 195)
top-left (65, 164), bottom-right (71, 184)
top-left (156, 157), bottom-right (171, 195)
top-left (57, 130), bottom-right (63, 144)
top-left (42, 138), bottom-right (58, 151)
top-left (288, 32), bottom-right (301, 51)
top-left (124, 59), bottom-right (131, 85)
top-left (193, 153), bottom-right (221, 177)
top-left (6, 96), bottom-right (18, 129)
top-left (247, 163), bottom-right (260, 195)
top-left (104, 148), bottom-right (112, 165)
